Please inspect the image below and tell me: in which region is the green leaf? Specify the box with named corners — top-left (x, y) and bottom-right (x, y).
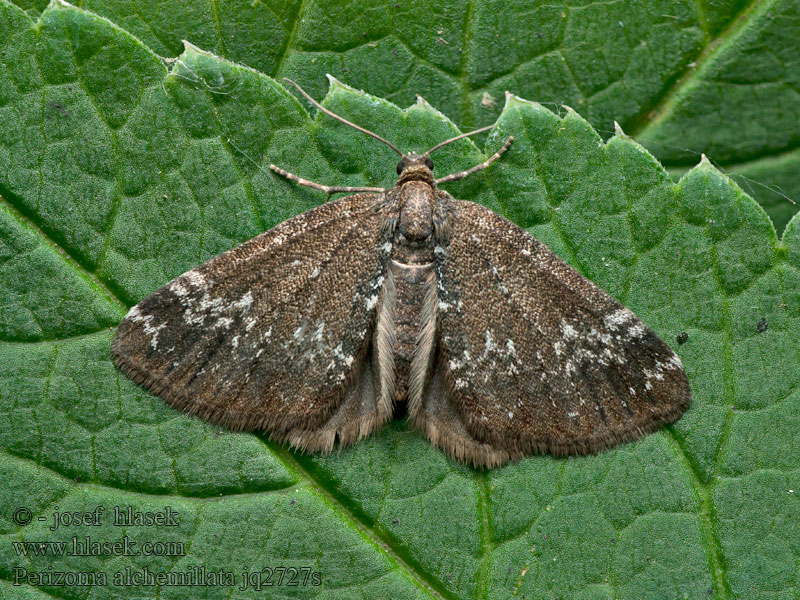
top-left (1, 2), bottom-right (798, 600)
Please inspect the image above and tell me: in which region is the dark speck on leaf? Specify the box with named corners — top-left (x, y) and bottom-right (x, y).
top-left (45, 101), bottom-right (69, 119)
top-left (392, 518), bottom-right (399, 524)
top-left (289, 499), bottom-right (296, 505)
top-left (677, 331), bottom-right (688, 345)
top-left (757, 318), bottom-right (768, 333)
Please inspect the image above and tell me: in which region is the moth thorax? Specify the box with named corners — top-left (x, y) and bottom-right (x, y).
top-left (398, 181), bottom-right (434, 241)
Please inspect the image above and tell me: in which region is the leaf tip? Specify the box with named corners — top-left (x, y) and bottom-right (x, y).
top-left (177, 40), bottom-right (220, 63)
top-left (683, 153), bottom-right (727, 186)
top-left (696, 154), bottom-right (722, 174)
top-left (325, 73), bottom-right (345, 90)
top-left (498, 93), bottom-right (564, 138)
top-left (614, 121), bottom-right (626, 137)
top-left (415, 94), bottom-right (433, 109)
top-left (322, 75), bottom-right (364, 106)
top-left (324, 75), bottom-right (375, 104)
top-left (180, 39), bottom-right (201, 53)
top-left (503, 92), bottom-right (546, 115)
top-left (504, 91), bottom-right (532, 113)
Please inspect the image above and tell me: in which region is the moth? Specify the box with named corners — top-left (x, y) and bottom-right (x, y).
top-left (112, 78), bottom-right (691, 468)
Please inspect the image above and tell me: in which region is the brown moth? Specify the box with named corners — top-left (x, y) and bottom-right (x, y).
top-left (112, 78), bottom-right (691, 468)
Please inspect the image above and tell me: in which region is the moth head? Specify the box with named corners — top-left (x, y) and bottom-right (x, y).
top-left (396, 152), bottom-right (435, 183)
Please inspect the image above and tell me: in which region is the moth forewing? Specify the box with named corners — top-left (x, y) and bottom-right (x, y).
top-left (434, 198), bottom-right (691, 459)
top-left (112, 192), bottom-right (395, 444)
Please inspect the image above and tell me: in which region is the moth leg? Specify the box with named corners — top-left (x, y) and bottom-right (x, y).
top-left (409, 358), bottom-right (520, 468)
top-left (434, 136), bottom-right (513, 185)
top-left (270, 164), bottom-right (386, 195)
top-left (285, 352), bottom-right (390, 453)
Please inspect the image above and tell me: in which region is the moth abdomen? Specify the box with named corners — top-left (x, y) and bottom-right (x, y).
top-left (387, 259), bottom-right (436, 401)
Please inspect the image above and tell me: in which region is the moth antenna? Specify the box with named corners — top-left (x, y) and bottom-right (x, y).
top-left (423, 124), bottom-right (495, 158)
top-left (283, 78), bottom-right (404, 156)
top-left (434, 136), bottom-right (513, 185)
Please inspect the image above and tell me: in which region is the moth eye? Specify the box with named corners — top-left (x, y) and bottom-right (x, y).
top-left (425, 157), bottom-right (434, 170)
top-left (396, 160), bottom-right (405, 175)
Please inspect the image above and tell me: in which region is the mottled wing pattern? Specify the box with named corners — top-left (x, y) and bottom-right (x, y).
top-left (435, 196), bottom-right (691, 458)
top-left (112, 193), bottom-right (392, 444)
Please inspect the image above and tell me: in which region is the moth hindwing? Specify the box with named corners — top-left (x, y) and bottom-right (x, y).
top-left (112, 78), bottom-right (691, 468)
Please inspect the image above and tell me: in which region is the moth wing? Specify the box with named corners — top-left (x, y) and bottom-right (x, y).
top-left (112, 193), bottom-right (394, 448)
top-left (410, 359), bottom-right (519, 468)
top-left (434, 196), bottom-right (691, 459)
